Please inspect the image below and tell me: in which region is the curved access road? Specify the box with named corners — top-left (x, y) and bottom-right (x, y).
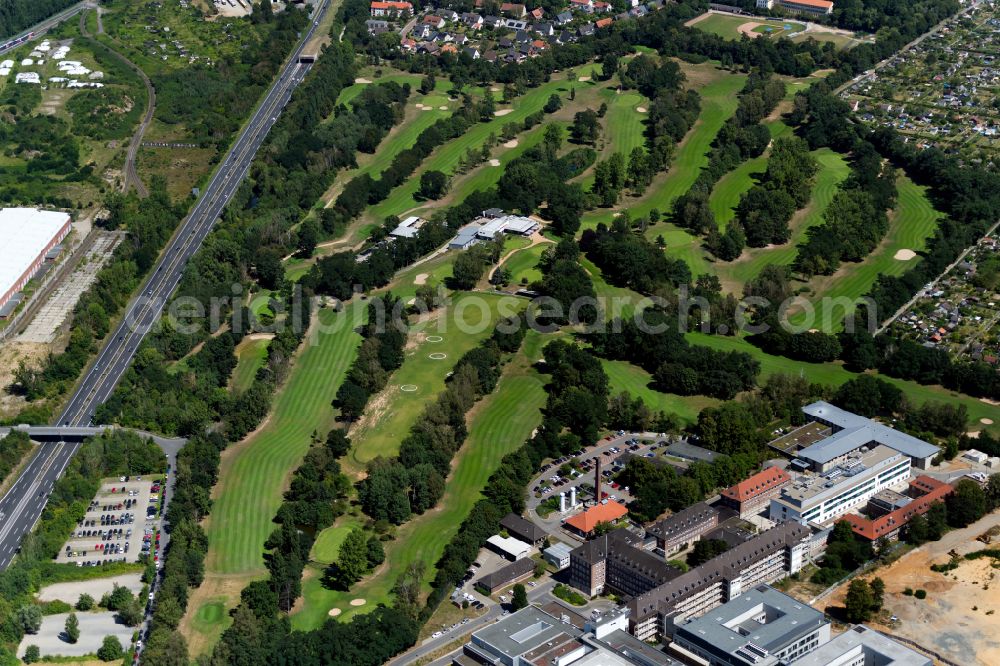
top-left (79, 8), bottom-right (154, 197)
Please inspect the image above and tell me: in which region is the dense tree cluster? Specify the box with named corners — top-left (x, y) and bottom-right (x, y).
top-left (334, 295), bottom-right (408, 423)
top-left (0, 0), bottom-right (76, 39)
top-left (813, 520), bottom-right (874, 585)
top-left (533, 239), bottom-right (598, 324)
top-left (358, 314), bottom-right (526, 523)
top-left (588, 308), bottom-right (759, 400)
top-left (581, 219), bottom-right (691, 293)
top-left (0, 430), bottom-right (31, 487)
top-left (796, 142), bottom-right (898, 276)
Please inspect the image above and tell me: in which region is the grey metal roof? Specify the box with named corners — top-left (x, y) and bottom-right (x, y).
top-left (674, 584), bottom-right (827, 662)
top-left (799, 402), bottom-right (939, 463)
top-left (543, 541), bottom-right (574, 559)
top-left (789, 625), bottom-right (931, 666)
top-left (501, 512), bottom-right (547, 541)
top-left (471, 605), bottom-right (582, 658)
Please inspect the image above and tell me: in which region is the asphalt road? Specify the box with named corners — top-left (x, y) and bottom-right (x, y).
top-left (0, 2), bottom-right (94, 55)
top-left (0, 1), bottom-right (329, 572)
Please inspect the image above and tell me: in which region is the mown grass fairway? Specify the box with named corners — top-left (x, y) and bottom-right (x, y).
top-left (713, 147), bottom-right (850, 291)
top-left (293, 330), bottom-right (549, 629)
top-left (709, 120), bottom-right (791, 225)
top-left (502, 243), bottom-right (548, 286)
top-left (366, 73), bottom-right (586, 222)
top-left (229, 336), bottom-right (270, 393)
top-left (687, 332), bottom-right (1000, 431)
top-left (179, 302), bottom-right (366, 653)
top-left (603, 360), bottom-right (719, 423)
top-left (347, 291), bottom-right (520, 467)
top-left (309, 514), bottom-right (364, 564)
top-left (787, 176), bottom-right (943, 328)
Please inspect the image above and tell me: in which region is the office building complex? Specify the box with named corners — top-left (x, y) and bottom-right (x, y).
top-left (628, 522), bottom-right (811, 640)
top-left (789, 625), bottom-right (932, 666)
top-left (670, 585), bottom-right (830, 666)
top-left (841, 475), bottom-right (953, 542)
top-left (770, 445), bottom-right (911, 525)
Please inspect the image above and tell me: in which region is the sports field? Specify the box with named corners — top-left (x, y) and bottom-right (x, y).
top-left (787, 176), bottom-right (942, 329)
top-left (229, 336), bottom-right (270, 393)
top-left (347, 291), bottom-right (521, 468)
top-left (691, 13), bottom-right (805, 40)
top-left (179, 301), bottom-right (365, 655)
top-left (603, 360), bottom-right (720, 424)
top-left (293, 330), bottom-right (549, 629)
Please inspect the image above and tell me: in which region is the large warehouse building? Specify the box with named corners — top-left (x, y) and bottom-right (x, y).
top-left (0, 208), bottom-right (72, 314)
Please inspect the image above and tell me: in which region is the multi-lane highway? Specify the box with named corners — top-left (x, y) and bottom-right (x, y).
top-left (0, 2), bottom-right (95, 55)
top-left (0, 1), bottom-right (328, 570)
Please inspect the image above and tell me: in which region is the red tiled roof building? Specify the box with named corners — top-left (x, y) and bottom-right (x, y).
top-left (720, 466), bottom-right (792, 518)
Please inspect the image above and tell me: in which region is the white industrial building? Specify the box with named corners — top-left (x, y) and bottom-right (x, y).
top-left (486, 534), bottom-right (532, 561)
top-left (0, 208), bottom-right (72, 314)
top-left (475, 214), bottom-right (539, 240)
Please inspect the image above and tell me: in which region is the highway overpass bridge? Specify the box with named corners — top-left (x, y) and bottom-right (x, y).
top-left (0, 425), bottom-right (186, 450)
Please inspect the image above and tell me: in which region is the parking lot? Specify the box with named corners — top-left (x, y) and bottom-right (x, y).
top-left (17, 611), bottom-right (133, 660)
top-left (55, 476), bottom-right (165, 566)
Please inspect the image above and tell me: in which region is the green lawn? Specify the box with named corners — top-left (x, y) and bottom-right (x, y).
top-left (502, 243), bottom-right (549, 286)
top-left (309, 513), bottom-right (365, 565)
top-left (692, 13), bottom-right (758, 39)
top-left (293, 330), bottom-right (549, 629)
top-left (788, 176), bottom-right (943, 329)
top-left (229, 337), bottom-right (270, 393)
top-left (577, 89), bottom-right (648, 190)
top-left (713, 147), bottom-right (851, 291)
top-left (603, 360), bottom-right (720, 424)
top-left (347, 291), bottom-right (518, 467)
top-left (203, 302), bottom-right (365, 576)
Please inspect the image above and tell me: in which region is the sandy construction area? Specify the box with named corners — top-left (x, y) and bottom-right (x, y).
top-left (894, 248), bottom-right (917, 260)
top-left (821, 512), bottom-right (1000, 665)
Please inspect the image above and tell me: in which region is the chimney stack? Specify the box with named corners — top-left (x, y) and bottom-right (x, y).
top-left (595, 457), bottom-right (601, 504)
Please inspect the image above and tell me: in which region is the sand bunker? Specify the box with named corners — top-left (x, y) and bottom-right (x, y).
top-left (354, 77), bottom-right (372, 84)
top-left (414, 103), bottom-right (426, 109)
top-left (636, 106), bottom-right (647, 113)
top-left (494, 109), bottom-right (513, 116)
top-left (490, 86), bottom-right (501, 92)
top-left (422, 107), bottom-right (434, 111)
top-left (414, 273), bottom-right (429, 285)
top-left (578, 76), bottom-right (591, 82)
top-left (894, 249), bottom-right (917, 260)
top-left (439, 105), bottom-right (448, 110)
top-left (328, 608), bottom-right (342, 617)
top-left (489, 158), bottom-right (501, 166)
top-left (982, 418), bottom-right (995, 425)
top-left (350, 599), bottom-right (367, 607)
top-left (737, 22), bottom-right (764, 38)
top-left (503, 139), bottom-right (519, 148)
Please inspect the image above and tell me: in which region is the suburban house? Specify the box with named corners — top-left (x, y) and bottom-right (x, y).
top-left (369, 0), bottom-right (412, 17)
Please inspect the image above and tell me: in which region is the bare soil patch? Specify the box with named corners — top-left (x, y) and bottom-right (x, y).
top-left (737, 22), bottom-right (764, 38)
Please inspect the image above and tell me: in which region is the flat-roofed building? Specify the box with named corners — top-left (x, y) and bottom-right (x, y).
top-left (799, 402), bottom-right (939, 471)
top-left (0, 208), bottom-right (72, 314)
top-left (770, 445), bottom-right (912, 526)
top-left (721, 467), bottom-right (792, 519)
top-left (487, 534), bottom-right (532, 561)
top-left (789, 625), bottom-right (931, 666)
top-left (475, 214), bottom-right (540, 239)
top-left (390, 215), bottom-right (424, 238)
top-left (543, 541), bottom-right (574, 570)
top-left (628, 522), bottom-right (811, 641)
top-left (501, 512), bottom-right (547, 545)
top-left (646, 502), bottom-right (719, 555)
top-left (671, 584), bottom-right (830, 666)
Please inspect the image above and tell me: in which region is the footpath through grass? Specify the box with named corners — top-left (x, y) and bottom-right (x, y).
top-left (293, 330), bottom-right (549, 629)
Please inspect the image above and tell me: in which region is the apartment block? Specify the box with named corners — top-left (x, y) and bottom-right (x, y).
top-left (646, 502), bottom-right (719, 556)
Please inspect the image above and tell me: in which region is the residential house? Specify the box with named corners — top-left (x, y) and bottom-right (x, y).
top-left (578, 22), bottom-right (595, 36)
top-left (423, 15), bottom-right (446, 29)
top-left (594, 1), bottom-right (612, 12)
top-left (483, 15), bottom-right (504, 28)
top-left (463, 46), bottom-right (481, 59)
top-left (595, 17), bottom-right (612, 28)
top-left (365, 19), bottom-right (389, 33)
top-left (506, 18), bottom-right (528, 29)
top-left (500, 2), bottom-right (527, 17)
top-left (556, 10), bottom-right (574, 24)
top-left (461, 12), bottom-right (483, 28)
top-left (533, 22), bottom-right (554, 36)
top-left (439, 9), bottom-right (459, 21)
top-left (369, 0), bottom-right (412, 17)
top-left (629, 4), bottom-right (647, 16)
top-left (570, 0), bottom-right (595, 11)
